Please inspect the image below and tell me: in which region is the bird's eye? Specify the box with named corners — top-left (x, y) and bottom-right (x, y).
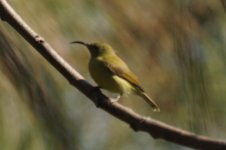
top-left (91, 45), bottom-right (97, 49)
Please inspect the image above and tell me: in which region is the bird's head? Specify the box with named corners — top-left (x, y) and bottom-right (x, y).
top-left (71, 41), bottom-right (115, 57)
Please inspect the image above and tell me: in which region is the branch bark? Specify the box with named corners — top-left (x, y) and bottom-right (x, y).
top-left (0, 0), bottom-right (225, 149)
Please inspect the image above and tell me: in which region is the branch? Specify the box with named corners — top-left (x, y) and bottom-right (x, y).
top-left (0, 0), bottom-right (225, 149)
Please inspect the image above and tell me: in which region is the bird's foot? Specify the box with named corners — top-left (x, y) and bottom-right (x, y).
top-left (89, 86), bottom-right (103, 107)
top-left (89, 86), bottom-right (101, 100)
top-left (89, 86), bottom-right (101, 97)
top-left (92, 86), bottom-right (101, 92)
top-left (110, 95), bottom-right (121, 103)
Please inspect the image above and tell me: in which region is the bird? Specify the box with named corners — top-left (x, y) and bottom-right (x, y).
top-left (71, 41), bottom-right (160, 112)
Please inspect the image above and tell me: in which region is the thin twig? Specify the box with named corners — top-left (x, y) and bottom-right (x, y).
top-left (0, 0), bottom-right (226, 149)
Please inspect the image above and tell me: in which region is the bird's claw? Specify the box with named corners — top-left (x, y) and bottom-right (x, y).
top-left (90, 86), bottom-right (101, 95)
top-left (110, 95), bottom-right (121, 103)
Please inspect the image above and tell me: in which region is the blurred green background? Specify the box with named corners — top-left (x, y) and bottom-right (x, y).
top-left (1, 0), bottom-right (226, 149)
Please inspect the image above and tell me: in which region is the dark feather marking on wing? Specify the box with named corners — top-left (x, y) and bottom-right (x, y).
top-left (103, 60), bottom-right (145, 92)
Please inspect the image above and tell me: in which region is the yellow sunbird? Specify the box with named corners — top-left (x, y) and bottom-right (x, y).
top-left (71, 41), bottom-right (160, 112)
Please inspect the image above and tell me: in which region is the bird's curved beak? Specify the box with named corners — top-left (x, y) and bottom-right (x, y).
top-left (70, 41), bottom-right (89, 47)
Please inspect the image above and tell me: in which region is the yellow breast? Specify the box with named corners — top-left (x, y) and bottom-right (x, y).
top-left (89, 58), bottom-right (134, 94)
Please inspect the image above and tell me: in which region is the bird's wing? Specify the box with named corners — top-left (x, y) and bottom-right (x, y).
top-left (102, 56), bottom-right (144, 92)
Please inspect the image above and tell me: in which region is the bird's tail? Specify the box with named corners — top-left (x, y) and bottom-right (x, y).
top-left (139, 92), bottom-right (160, 112)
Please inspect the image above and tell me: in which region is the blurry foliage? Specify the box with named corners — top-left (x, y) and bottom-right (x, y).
top-left (1, 0), bottom-right (226, 149)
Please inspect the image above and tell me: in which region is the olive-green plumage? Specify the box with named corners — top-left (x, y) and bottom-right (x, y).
top-left (71, 41), bottom-right (160, 112)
